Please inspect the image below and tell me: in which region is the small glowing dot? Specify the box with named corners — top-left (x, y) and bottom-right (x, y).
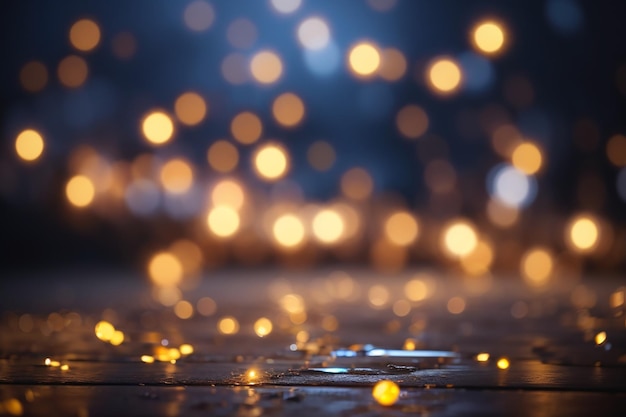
top-left (180, 344), bottom-right (194, 355)
top-left (297, 17), bottom-right (330, 50)
top-left (254, 317), bottom-right (273, 337)
top-left (110, 330), bottom-right (124, 346)
top-left (348, 42), bottom-right (380, 77)
top-left (511, 142), bottom-right (543, 175)
top-left (273, 214), bottom-right (305, 248)
top-left (160, 158), bottom-right (193, 194)
top-left (472, 21), bottom-right (505, 55)
top-left (20, 61), bottom-right (48, 92)
top-left (246, 369), bottom-right (259, 382)
top-left (372, 380), bottom-right (400, 406)
top-left (218, 316), bottom-right (240, 335)
top-left (250, 50), bottom-right (283, 84)
top-left (207, 206), bottom-right (240, 238)
top-left (4, 399), bottom-right (23, 416)
top-left (307, 140), bottom-right (336, 171)
top-left (253, 143), bottom-right (289, 181)
top-left (404, 338), bottom-right (417, 350)
top-left (141, 355), bottom-right (155, 363)
top-left (44, 358), bottom-right (52, 366)
top-left (426, 58), bottom-right (462, 94)
top-left (270, 0), bottom-right (302, 14)
top-left (208, 140), bottom-right (239, 173)
top-left (66, 175), bottom-right (95, 208)
top-left (174, 92), bottom-right (207, 126)
top-left (15, 129), bottom-right (44, 162)
top-left (312, 209), bottom-right (344, 244)
top-left (595, 331), bottom-right (607, 345)
top-left (58, 55), bottom-right (88, 88)
top-left (272, 92), bottom-right (305, 127)
top-left (183, 0), bottom-right (215, 32)
top-left (341, 167), bottom-right (373, 200)
top-left (447, 297), bottom-right (466, 314)
top-left (379, 48), bottom-right (407, 81)
top-left (168, 348), bottom-right (181, 361)
top-left (174, 300), bottom-right (194, 319)
top-left (476, 353), bottom-right (490, 362)
top-left (384, 211), bottom-right (419, 246)
top-left (69, 19), bottom-right (101, 52)
top-left (497, 358), bottom-right (510, 369)
top-left (148, 252), bottom-right (183, 287)
top-left (521, 248), bottom-right (553, 287)
top-left (567, 215), bottom-right (600, 253)
top-left (231, 112), bottom-right (262, 145)
top-left (141, 111), bottom-right (174, 145)
top-left (94, 321), bottom-right (115, 342)
top-left (396, 105), bottom-right (428, 139)
top-left (441, 220), bottom-right (478, 258)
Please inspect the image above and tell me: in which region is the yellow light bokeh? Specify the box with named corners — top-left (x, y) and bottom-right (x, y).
top-left (69, 19), bottom-right (101, 52)
top-left (368, 284), bottom-right (390, 308)
top-left (404, 279), bottom-right (428, 302)
top-left (141, 355), bottom-right (155, 363)
top-left (396, 105), bottom-right (428, 139)
top-left (218, 316), bottom-right (239, 335)
top-left (20, 61), bottom-right (48, 92)
top-left (15, 129), bottom-right (44, 162)
top-left (148, 252), bottom-right (183, 287)
top-left (441, 220), bottom-right (478, 258)
top-left (231, 112), bottom-right (262, 145)
top-left (66, 175), bottom-right (95, 208)
top-left (348, 42), bottom-right (381, 77)
top-left (460, 240), bottom-right (494, 275)
top-left (279, 294), bottom-right (305, 314)
top-left (141, 111), bottom-right (174, 145)
top-left (566, 215), bottom-right (600, 253)
top-left (379, 48), bottom-right (407, 81)
top-left (595, 331), bottom-right (607, 345)
top-left (521, 248), bottom-right (553, 287)
top-left (174, 300), bottom-right (194, 319)
top-left (476, 353), bottom-right (490, 362)
top-left (174, 92), bottom-right (207, 126)
top-left (180, 344), bottom-right (194, 355)
top-left (384, 211), bottom-right (419, 246)
top-left (94, 320), bottom-right (115, 342)
top-left (472, 21), bottom-right (505, 54)
top-left (207, 206), bottom-right (240, 238)
top-left (312, 209), bottom-right (344, 244)
top-left (3, 399), bottom-right (24, 416)
top-left (372, 380), bottom-right (400, 406)
top-left (207, 140), bottom-right (239, 173)
top-left (272, 214), bottom-right (305, 248)
top-left (253, 143), bottom-right (289, 181)
top-left (511, 142), bottom-right (543, 175)
top-left (341, 167), bottom-right (373, 200)
top-left (272, 92), bottom-right (305, 127)
top-left (211, 179), bottom-right (245, 210)
top-left (254, 317), bottom-right (273, 337)
top-left (497, 358), bottom-right (510, 369)
top-left (426, 58), bottom-right (462, 94)
top-left (58, 55), bottom-right (88, 88)
top-left (250, 50), bottom-right (283, 84)
top-left (160, 158), bottom-right (193, 194)
top-left (169, 239), bottom-right (203, 276)
top-left (110, 330), bottom-right (124, 346)
top-left (307, 140), bottom-right (336, 172)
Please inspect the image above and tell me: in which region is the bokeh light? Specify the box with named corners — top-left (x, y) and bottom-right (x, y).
top-left (159, 158), bottom-right (193, 194)
top-left (489, 164), bottom-right (537, 208)
top-left (272, 93), bottom-right (305, 128)
top-left (341, 168), bottom-right (374, 200)
top-left (183, 1), bottom-right (215, 32)
top-left (372, 380), bottom-right (400, 406)
top-left (211, 179), bottom-right (245, 210)
top-left (566, 215), bottom-right (600, 253)
top-left (174, 92), bottom-right (207, 126)
top-left (221, 53), bottom-right (249, 85)
top-left (606, 134), bottom-right (626, 166)
top-left (15, 129), bottom-right (45, 162)
top-left (19, 61), bottom-right (48, 92)
top-left (69, 19), bottom-right (101, 52)
top-left (396, 105), bottom-right (428, 139)
top-left (57, 55), bottom-right (88, 88)
top-left (441, 220), bottom-right (478, 258)
top-left (207, 140), bottom-right (239, 173)
top-left (66, 175), bottom-right (95, 207)
top-left (231, 112), bottom-right (262, 145)
top-left (511, 142), bottom-right (543, 175)
top-left (472, 21), bottom-right (506, 55)
top-left (384, 211), bottom-right (419, 246)
top-left (348, 42), bottom-right (381, 77)
top-left (227, 18), bottom-right (257, 49)
top-left (378, 48), bottom-right (407, 81)
top-left (254, 317), bottom-right (273, 337)
top-left (217, 316), bottom-right (239, 335)
top-left (312, 209), bottom-right (344, 244)
top-left (426, 57), bottom-right (462, 94)
top-left (207, 206), bottom-right (240, 238)
top-left (273, 214), bottom-right (305, 248)
top-left (297, 17), bottom-right (331, 50)
top-left (141, 111), bottom-right (174, 145)
top-left (307, 141), bottom-right (336, 172)
top-left (148, 252), bottom-right (183, 287)
top-left (250, 50), bottom-right (283, 84)
top-left (521, 247), bottom-right (554, 287)
top-left (270, 0), bottom-right (302, 14)
top-left (253, 143), bottom-right (289, 181)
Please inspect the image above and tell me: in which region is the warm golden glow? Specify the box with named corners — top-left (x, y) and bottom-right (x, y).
top-left (511, 142), bottom-right (543, 175)
top-left (447, 296), bottom-right (466, 314)
top-left (441, 220), bottom-right (478, 257)
top-left (141, 111), bottom-right (174, 145)
top-left (160, 158), bottom-right (193, 193)
top-left (207, 206), bottom-right (240, 238)
top-left (396, 105), bottom-right (428, 139)
top-left (426, 58), bottom-right (462, 94)
top-left (368, 285), bottom-right (390, 308)
top-left (211, 180), bottom-right (245, 210)
top-left (141, 355), bottom-right (155, 363)
top-left (521, 248), bottom-right (553, 287)
top-left (348, 42), bottom-right (381, 77)
top-left (148, 252), bottom-right (183, 287)
top-left (69, 19), bottom-right (101, 52)
top-left (253, 143), bottom-right (289, 180)
top-left (218, 316), bottom-right (239, 335)
top-left (404, 279), bottom-right (428, 302)
top-left (312, 209), bottom-right (344, 244)
top-left (169, 239), bottom-right (203, 276)
top-left (341, 167), bottom-right (373, 200)
top-left (476, 352), bottom-right (490, 362)
top-left (379, 48), bottom-right (407, 81)
top-left (497, 358), bottom-right (510, 369)
top-left (606, 134), bottom-right (626, 166)
top-left (272, 92), bottom-right (305, 127)
top-left (174, 92), bottom-right (207, 126)
top-left (472, 21), bottom-right (505, 54)
top-left (487, 198), bottom-right (519, 228)
top-left (15, 129), bottom-right (44, 162)
top-left (180, 344), bottom-right (194, 355)
top-left (66, 175), bottom-right (95, 207)
top-left (197, 297), bottom-right (217, 316)
top-left (595, 331), bottom-right (607, 345)
top-left (95, 321), bottom-right (115, 342)
top-left (20, 61), bottom-right (48, 92)
top-left (279, 294), bottom-right (305, 314)
top-left (174, 300), bottom-right (194, 319)
top-left (110, 330), bottom-right (124, 346)
top-left (307, 140), bottom-right (336, 171)
top-left (272, 214), bottom-right (305, 248)
top-left (250, 50), bottom-right (283, 84)
top-left (207, 140), bottom-right (239, 173)
top-left (392, 300), bottom-right (411, 317)
top-left (567, 215), bottom-right (600, 253)
top-left (372, 380), bottom-right (400, 406)
top-left (461, 240), bottom-right (494, 275)
top-left (231, 112), bottom-right (262, 145)
top-left (3, 399), bottom-right (24, 416)
top-left (58, 55), bottom-right (88, 88)
top-left (384, 211), bottom-right (419, 246)
top-left (254, 317), bottom-right (273, 337)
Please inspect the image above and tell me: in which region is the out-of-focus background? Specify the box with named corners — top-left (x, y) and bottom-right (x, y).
top-left (1, 0), bottom-right (625, 281)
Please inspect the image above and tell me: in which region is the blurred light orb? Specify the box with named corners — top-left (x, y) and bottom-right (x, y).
top-left (207, 140), bottom-right (239, 173)
top-left (227, 18), bottom-right (257, 49)
top-left (218, 316), bottom-right (239, 335)
top-left (566, 215), bottom-right (599, 253)
top-left (372, 380), bottom-right (400, 406)
top-left (606, 134), bottom-right (626, 167)
top-left (20, 61), bottom-right (48, 92)
top-left (272, 93), bottom-right (305, 127)
top-left (148, 252), bottom-right (183, 287)
top-left (231, 112), bottom-right (262, 144)
top-left (15, 129), bottom-right (44, 162)
top-left (447, 296), bottom-right (466, 314)
top-left (95, 321), bottom-right (115, 341)
top-left (304, 41), bottom-right (341, 77)
top-left (489, 164), bottom-right (537, 208)
top-left (221, 53), bottom-right (249, 85)
top-left (511, 142), bottom-right (543, 175)
top-left (273, 214), bottom-right (305, 248)
top-left (595, 331), bottom-right (607, 345)
top-left (427, 58), bottom-right (462, 94)
top-left (312, 209), bottom-right (344, 244)
top-left (183, 1), bottom-right (215, 32)
top-left (521, 248), bottom-right (553, 287)
top-left (379, 48), bottom-right (407, 81)
top-left (253, 143), bottom-right (289, 181)
top-left (341, 168), bottom-right (374, 200)
top-left (211, 179), bottom-right (245, 210)
top-left (297, 17), bottom-right (330, 50)
top-left (169, 239), bottom-right (203, 276)
top-left (404, 278), bottom-right (428, 302)
top-left (254, 317), bottom-right (273, 337)
top-left (396, 105), bottom-right (428, 139)
top-left (497, 358), bottom-right (510, 369)
top-left (174, 92), bottom-right (207, 126)
top-left (207, 206), bottom-right (240, 238)
top-left (174, 300), bottom-right (194, 319)
top-left (250, 50), bottom-right (283, 84)
top-left (142, 111), bottom-right (174, 145)
top-left (58, 55), bottom-right (88, 88)
top-left (472, 21), bottom-right (505, 54)
top-left (69, 19), bottom-right (101, 52)
top-left (66, 175), bottom-right (95, 207)
top-left (460, 240), bottom-right (494, 275)
top-left (125, 180), bottom-right (160, 216)
top-left (348, 42), bottom-right (381, 77)
top-left (384, 211), bottom-right (419, 246)
top-left (270, 0), bottom-right (302, 14)
top-left (546, 0), bottom-right (584, 35)
top-left (160, 158), bottom-right (193, 194)
top-left (307, 140), bottom-right (336, 171)
top-left (486, 198), bottom-right (519, 228)
top-left (442, 220), bottom-right (478, 258)
top-left (368, 284), bottom-right (390, 308)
